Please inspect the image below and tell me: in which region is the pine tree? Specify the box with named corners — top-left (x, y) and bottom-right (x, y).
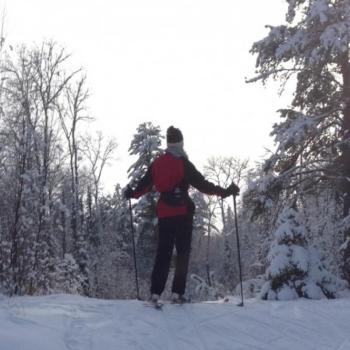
top-left (261, 207), bottom-right (346, 300)
top-left (127, 122), bottom-right (163, 283)
top-left (53, 253), bottom-right (84, 294)
top-left (248, 0), bottom-right (350, 282)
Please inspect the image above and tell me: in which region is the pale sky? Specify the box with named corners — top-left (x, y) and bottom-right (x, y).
top-left (2, 0), bottom-right (289, 192)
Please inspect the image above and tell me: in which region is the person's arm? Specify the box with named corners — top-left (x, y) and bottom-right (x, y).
top-left (124, 166), bottom-right (153, 199)
top-left (184, 159), bottom-right (226, 196)
top-left (184, 159), bottom-right (240, 198)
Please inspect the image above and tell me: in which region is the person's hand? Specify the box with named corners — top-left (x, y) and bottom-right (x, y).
top-left (222, 182), bottom-right (240, 198)
top-left (124, 185), bottom-right (134, 199)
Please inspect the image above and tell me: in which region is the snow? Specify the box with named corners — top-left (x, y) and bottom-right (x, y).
top-left (273, 113), bottom-right (316, 155)
top-left (261, 207), bottom-right (347, 301)
top-left (1, 293), bottom-right (350, 350)
top-left (273, 284), bottom-right (298, 301)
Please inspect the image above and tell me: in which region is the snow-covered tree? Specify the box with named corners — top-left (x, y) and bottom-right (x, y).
top-left (0, 219), bottom-right (11, 293)
top-left (204, 156), bottom-right (249, 227)
top-left (0, 42), bottom-right (73, 294)
top-left (127, 122), bottom-right (163, 285)
top-left (190, 190), bottom-right (214, 287)
top-left (52, 253), bottom-right (84, 294)
top-left (248, 0), bottom-right (350, 282)
top-left (261, 207), bottom-right (347, 300)
top-left (128, 122), bottom-right (163, 187)
top-left (88, 185), bottom-right (135, 299)
top-left (222, 207), bottom-right (237, 290)
top-left (0, 40), bottom-right (109, 296)
top-left (189, 273), bottom-right (225, 301)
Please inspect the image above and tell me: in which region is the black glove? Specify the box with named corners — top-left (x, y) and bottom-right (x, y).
top-left (123, 185), bottom-right (134, 199)
top-left (223, 182), bottom-right (240, 198)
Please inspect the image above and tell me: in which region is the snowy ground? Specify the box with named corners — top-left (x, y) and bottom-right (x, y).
top-left (1, 294), bottom-right (350, 350)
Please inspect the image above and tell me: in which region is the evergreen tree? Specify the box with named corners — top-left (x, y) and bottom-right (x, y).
top-left (52, 253), bottom-right (84, 294)
top-left (243, 164), bottom-right (287, 280)
top-left (127, 122), bottom-right (163, 287)
top-left (261, 207), bottom-right (346, 300)
top-left (248, 0), bottom-right (350, 282)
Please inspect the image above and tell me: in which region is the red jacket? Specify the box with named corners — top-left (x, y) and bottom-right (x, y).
top-left (132, 152), bottom-right (226, 218)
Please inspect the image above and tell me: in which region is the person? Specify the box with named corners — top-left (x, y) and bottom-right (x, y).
top-left (124, 126), bottom-right (239, 304)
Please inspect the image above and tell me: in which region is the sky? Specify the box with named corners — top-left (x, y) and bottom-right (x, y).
top-left (2, 0), bottom-right (289, 192)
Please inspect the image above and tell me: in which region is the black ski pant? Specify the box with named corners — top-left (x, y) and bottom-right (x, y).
top-left (151, 214), bottom-right (193, 296)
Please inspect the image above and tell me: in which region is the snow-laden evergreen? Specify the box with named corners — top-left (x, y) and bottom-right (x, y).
top-left (127, 122), bottom-right (163, 187)
top-left (127, 122), bottom-right (163, 292)
top-left (261, 207), bottom-right (347, 300)
top-left (248, 0), bottom-right (350, 284)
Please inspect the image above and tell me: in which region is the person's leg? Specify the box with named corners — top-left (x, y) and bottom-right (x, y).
top-left (150, 217), bottom-right (175, 296)
top-left (172, 215), bottom-right (193, 295)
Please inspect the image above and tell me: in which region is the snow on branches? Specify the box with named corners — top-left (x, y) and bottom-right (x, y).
top-left (260, 207), bottom-right (347, 300)
top-left (128, 122), bottom-right (163, 187)
top-left (250, 0), bottom-right (350, 75)
top-left (247, 0), bottom-right (350, 238)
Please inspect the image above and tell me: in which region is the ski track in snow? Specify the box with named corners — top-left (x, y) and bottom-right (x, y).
top-left (0, 294), bottom-right (350, 350)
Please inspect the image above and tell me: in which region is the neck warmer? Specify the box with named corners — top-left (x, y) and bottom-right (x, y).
top-left (166, 141), bottom-right (188, 159)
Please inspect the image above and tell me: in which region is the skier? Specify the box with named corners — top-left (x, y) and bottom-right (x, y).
top-left (124, 126), bottom-right (239, 305)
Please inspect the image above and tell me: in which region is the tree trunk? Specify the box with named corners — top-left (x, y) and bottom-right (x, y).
top-left (340, 51), bottom-right (350, 282)
top-left (10, 116), bottom-right (28, 295)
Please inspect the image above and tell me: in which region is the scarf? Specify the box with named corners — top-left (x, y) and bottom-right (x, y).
top-left (166, 141), bottom-right (188, 159)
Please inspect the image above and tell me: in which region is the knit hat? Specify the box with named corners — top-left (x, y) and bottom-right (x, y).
top-left (166, 126), bottom-right (183, 144)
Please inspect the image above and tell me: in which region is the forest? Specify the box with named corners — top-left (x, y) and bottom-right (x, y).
top-left (0, 0), bottom-right (349, 302)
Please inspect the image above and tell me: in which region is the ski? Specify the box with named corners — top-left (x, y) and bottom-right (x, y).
top-left (170, 294), bottom-right (191, 305)
top-left (170, 299), bottom-right (191, 306)
top-left (143, 300), bottom-right (164, 310)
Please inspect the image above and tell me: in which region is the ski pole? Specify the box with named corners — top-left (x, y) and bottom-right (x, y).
top-left (233, 195), bottom-right (244, 307)
top-left (206, 224), bottom-right (212, 287)
top-left (128, 199), bottom-right (140, 300)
